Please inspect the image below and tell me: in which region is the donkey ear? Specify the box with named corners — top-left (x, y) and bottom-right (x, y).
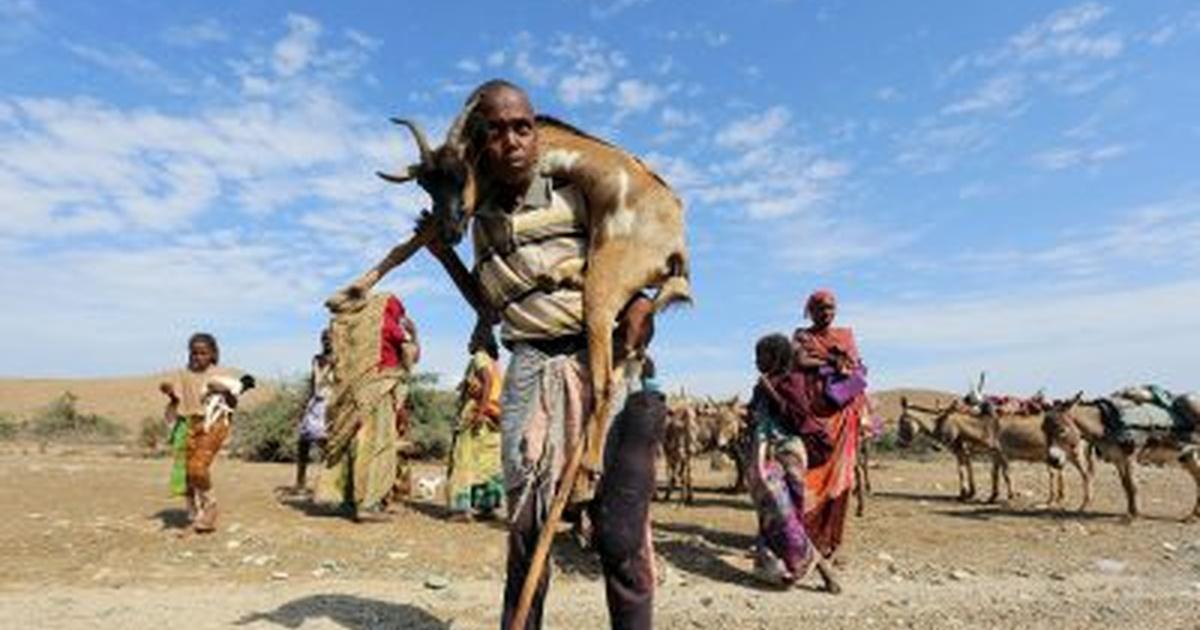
top-left (1069, 391), bottom-right (1084, 407)
top-left (900, 396), bottom-right (909, 409)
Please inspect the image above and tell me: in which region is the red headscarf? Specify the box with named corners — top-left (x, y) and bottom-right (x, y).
top-left (805, 289), bottom-right (836, 320)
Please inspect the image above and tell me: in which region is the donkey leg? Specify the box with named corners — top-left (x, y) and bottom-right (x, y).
top-left (1075, 451), bottom-right (1093, 512)
top-left (1002, 459), bottom-right (1015, 502)
top-left (1116, 457), bottom-right (1139, 521)
top-left (955, 457), bottom-right (968, 499)
top-left (1042, 467), bottom-right (1056, 508)
top-left (964, 453), bottom-right (977, 500)
top-left (683, 452), bottom-right (694, 505)
top-left (1055, 468), bottom-right (1065, 507)
top-left (1179, 450), bottom-right (1200, 523)
top-left (986, 457), bottom-right (1001, 504)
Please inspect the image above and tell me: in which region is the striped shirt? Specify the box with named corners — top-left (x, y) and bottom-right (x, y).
top-left (472, 173), bottom-right (588, 343)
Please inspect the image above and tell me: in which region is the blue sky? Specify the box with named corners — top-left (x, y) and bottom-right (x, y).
top-left (2, 0), bottom-right (1199, 399)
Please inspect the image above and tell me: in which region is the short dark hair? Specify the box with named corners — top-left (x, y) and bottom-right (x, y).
top-left (755, 333), bottom-right (792, 375)
top-left (188, 332), bottom-right (220, 365)
top-left (463, 79), bottom-right (531, 151)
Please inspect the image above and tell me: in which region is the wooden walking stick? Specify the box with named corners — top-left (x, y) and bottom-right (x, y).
top-left (509, 362), bottom-right (627, 630)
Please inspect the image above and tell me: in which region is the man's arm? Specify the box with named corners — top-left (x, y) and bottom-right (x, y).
top-left (423, 213), bottom-right (497, 325)
top-left (615, 293), bottom-right (655, 361)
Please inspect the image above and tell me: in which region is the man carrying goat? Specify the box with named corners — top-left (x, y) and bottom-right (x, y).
top-left (461, 80), bottom-right (664, 630)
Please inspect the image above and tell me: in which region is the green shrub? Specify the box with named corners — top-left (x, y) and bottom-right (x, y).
top-left (230, 381), bottom-right (305, 462)
top-left (0, 412), bottom-right (20, 440)
top-left (139, 415), bottom-right (169, 453)
top-left (227, 372), bottom-right (458, 463)
top-left (407, 372), bottom-right (458, 461)
top-left (27, 392), bottom-right (126, 442)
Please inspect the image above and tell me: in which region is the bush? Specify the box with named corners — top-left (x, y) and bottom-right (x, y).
top-left (230, 381), bottom-right (305, 462)
top-left (27, 392), bottom-right (126, 442)
top-left (228, 372), bottom-right (458, 463)
top-left (0, 413), bottom-right (20, 440)
top-left (139, 415), bottom-right (169, 453)
top-left (407, 372), bottom-right (458, 461)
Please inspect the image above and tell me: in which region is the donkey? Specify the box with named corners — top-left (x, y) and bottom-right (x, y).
top-left (1044, 395), bottom-right (1200, 521)
top-left (660, 397), bottom-right (746, 504)
top-left (899, 397), bottom-right (1091, 508)
top-left (898, 397), bottom-right (981, 500)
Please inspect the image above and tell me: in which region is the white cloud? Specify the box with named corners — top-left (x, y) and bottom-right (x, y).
top-left (942, 73), bottom-right (1025, 115)
top-left (1029, 143), bottom-right (1127, 171)
top-left (272, 13), bottom-right (321, 77)
top-left (774, 214), bottom-right (915, 272)
top-left (551, 35), bottom-right (626, 106)
top-left (960, 195), bottom-right (1200, 277)
top-left (486, 50), bottom-right (506, 67)
top-left (855, 279), bottom-right (1200, 394)
top-left (1003, 2), bottom-right (1124, 63)
top-left (162, 18), bottom-right (228, 47)
top-left (715, 106), bottom-right (790, 148)
top-left (660, 107), bottom-right (700, 129)
top-left (64, 42), bottom-right (191, 94)
top-left (0, 0), bottom-right (37, 17)
top-left (344, 29), bottom-right (380, 51)
top-left (589, 0), bottom-right (650, 19)
top-left (662, 25), bottom-right (730, 48)
top-left (894, 120), bottom-right (993, 174)
top-left (612, 79), bottom-right (664, 118)
top-left (456, 57), bottom-right (481, 73)
top-left (874, 87), bottom-right (902, 103)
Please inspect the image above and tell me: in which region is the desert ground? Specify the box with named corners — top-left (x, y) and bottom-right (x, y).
top-left (1, 435), bottom-right (1198, 630)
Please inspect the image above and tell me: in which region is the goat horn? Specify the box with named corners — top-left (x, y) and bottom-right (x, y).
top-left (376, 164), bottom-right (419, 184)
top-left (445, 92), bottom-right (482, 150)
top-left (391, 118), bottom-right (433, 163)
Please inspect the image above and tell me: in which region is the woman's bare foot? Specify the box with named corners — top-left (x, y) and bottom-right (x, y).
top-left (815, 558), bottom-right (842, 594)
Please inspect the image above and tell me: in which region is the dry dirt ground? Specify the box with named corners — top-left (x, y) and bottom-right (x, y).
top-left (1, 444), bottom-right (1198, 629)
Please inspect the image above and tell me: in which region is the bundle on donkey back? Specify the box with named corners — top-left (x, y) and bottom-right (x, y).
top-left (898, 395), bottom-right (1092, 509)
top-left (660, 396), bottom-right (747, 504)
top-left (1043, 387), bottom-right (1200, 521)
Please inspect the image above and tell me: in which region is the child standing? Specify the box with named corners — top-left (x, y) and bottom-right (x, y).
top-left (293, 329), bottom-right (334, 494)
top-left (159, 332), bottom-right (244, 533)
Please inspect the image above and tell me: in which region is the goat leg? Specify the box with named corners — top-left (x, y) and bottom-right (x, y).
top-left (325, 219), bottom-right (437, 313)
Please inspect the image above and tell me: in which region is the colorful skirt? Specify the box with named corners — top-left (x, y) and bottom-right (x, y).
top-left (750, 434), bottom-right (815, 582)
top-left (446, 404), bottom-right (503, 513)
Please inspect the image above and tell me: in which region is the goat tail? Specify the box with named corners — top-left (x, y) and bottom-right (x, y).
top-left (653, 252), bottom-right (692, 312)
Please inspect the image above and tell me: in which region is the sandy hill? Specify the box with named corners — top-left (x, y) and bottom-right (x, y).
top-left (0, 371), bottom-right (277, 432)
top-left (870, 388), bottom-right (959, 425)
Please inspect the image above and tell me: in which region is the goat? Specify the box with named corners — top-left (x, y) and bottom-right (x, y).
top-left (202, 374), bottom-right (256, 431)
